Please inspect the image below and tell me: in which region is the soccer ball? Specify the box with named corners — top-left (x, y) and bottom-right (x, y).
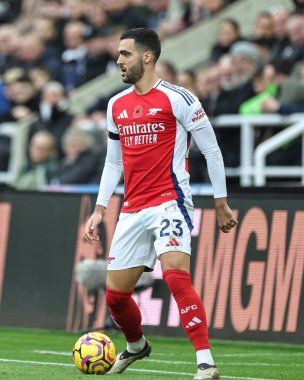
top-left (72, 332), bottom-right (116, 375)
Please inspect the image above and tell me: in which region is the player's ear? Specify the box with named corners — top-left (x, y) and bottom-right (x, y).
top-left (143, 51), bottom-right (153, 64)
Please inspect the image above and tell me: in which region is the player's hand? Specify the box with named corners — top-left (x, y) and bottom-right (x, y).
top-left (214, 198), bottom-right (238, 233)
top-left (84, 206), bottom-right (105, 244)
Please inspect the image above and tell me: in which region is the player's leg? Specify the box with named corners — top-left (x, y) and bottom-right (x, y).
top-left (106, 211), bottom-right (153, 373)
top-left (151, 200), bottom-right (219, 379)
top-left (106, 266), bottom-right (145, 342)
top-left (161, 252), bottom-right (211, 350)
top-left (160, 252), bottom-right (220, 379)
top-left (106, 267), bottom-right (152, 373)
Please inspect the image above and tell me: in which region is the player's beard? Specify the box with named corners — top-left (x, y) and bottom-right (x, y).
top-left (122, 57), bottom-right (144, 84)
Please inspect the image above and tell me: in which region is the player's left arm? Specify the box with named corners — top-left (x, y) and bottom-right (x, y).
top-left (191, 124), bottom-right (238, 233)
top-left (177, 96), bottom-right (238, 233)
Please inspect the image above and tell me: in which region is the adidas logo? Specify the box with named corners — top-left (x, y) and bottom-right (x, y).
top-left (117, 109), bottom-right (128, 119)
top-left (166, 237), bottom-right (180, 247)
top-left (186, 317), bottom-right (202, 328)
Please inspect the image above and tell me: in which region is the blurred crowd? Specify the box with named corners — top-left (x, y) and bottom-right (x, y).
top-left (0, 0), bottom-right (303, 189)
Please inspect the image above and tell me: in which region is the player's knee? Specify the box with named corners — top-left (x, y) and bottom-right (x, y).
top-left (106, 288), bottom-right (132, 313)
top-left (160, 251), bottom-right (190, 272)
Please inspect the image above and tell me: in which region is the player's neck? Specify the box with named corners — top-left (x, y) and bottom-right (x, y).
top-left (134, 71), bottom-right (159, 95)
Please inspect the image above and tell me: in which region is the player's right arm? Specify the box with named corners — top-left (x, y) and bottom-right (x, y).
top-left (84, 98), bottom-right (123, 244)
top-left (84, 136), bottom-right (122, 244)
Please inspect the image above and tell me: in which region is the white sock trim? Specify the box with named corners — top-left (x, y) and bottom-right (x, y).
top-left (127, 335), bottom-right (146, 354)
top-left (196, 349), bottom-right (215, 366)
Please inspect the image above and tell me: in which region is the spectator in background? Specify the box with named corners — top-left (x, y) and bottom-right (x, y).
top-left (0, 72), bottom-right (39, 123)
top-left (217, 54), bottom-right (236, 92)
top-left (189, 64), bottom-right (220, 182)
top-left (155, 60), bottom-right (177, 83)
top-left (0, 68), bottom-right (38, 171)
top-left (150, 0), bottom-right (186, 39)
top-left (184, 0), bottom-right (224, 26)
top-left (61, 20), bottom-right (110, 92)
top-left (250, 12), bottom-right (277, 64)
top-left (16, 0), bottom-right (44, 27)
top-left (268, 6), bottom-right (290, 65)
top-left (31, 17), bottom-right (62, 56)
top-left (52, 128), bottom-right (102, 185)
top-left (274, 15), bottom-right (304, 69)
top-left (239, 66), bottom-right (278, 115)
top-left (251, 12), bottom-right (275, 42)
top-left (237, 60), bottom-right (302, 169)
top-left (37, 0), bottom-right (62, 24)
top-left (0, 24), bottom-right (20, 75)
top-left (210, 18), bottom-right (241, 62)
top-left (0, 0), bottom-right (22, 23)
top-left (85, 31), bottom-right (112, 81)
top-left (60, 20), bottom-right (88, 92)
top-left (0, 68), bottom-right (23, 116)
top-left (28, 66), bottom-right (52, 93)
top-left (176, 69), bottom-right (198, 95)
top-left (84, 1), bottom-right (111, 36)
top-left (0, 69), bottom-right (40, 171)
top-left (264, 57), bottom-right (304, 109)
top-left (0, 80), bottom-right (11, 116)
top-left (195, 64), bottom-right (220, 116)
top-left (13, 130), bottom-right (58, 190)
top-left (292, 0), bottom-right (304, 15)
top-left (14, 33), bottom-right (61, 81)
top-left (28, 81), bottom-right (73, 158)
top-left (214, 41), bottom-right (260, 168)
top-left (36, 0), bottom-right (66, 53)
top-left (261, 61), bottom-right (304, 115)
top-left (214, 41), bottom-right (259, 116)
top-left (103, 0), bottom-right (151, 31)
top-left (255, 62), bottom-right (304, 166)
top-left (62, 0), bottom-right (86, 22)
top-left (241, 61), bottom-right (303, 168)
top-left (147, 0), bottom-right (171, 30)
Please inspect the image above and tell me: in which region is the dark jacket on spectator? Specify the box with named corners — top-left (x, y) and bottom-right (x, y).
top-left (53, 151), bottom-right (102, 185)
top-left (28, 106), bottom-right (73, 158)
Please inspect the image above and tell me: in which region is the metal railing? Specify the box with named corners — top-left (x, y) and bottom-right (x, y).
top-left (212, 114), bottom-right (304, 186)
top-left (254, 119), bottom-right (304, 186)
top-left (1, 114), bottom-right (303, 188)
top-left (0, 117), bottom-right (34, 185)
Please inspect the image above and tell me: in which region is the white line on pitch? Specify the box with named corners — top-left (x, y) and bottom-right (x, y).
top-left (126, 368), bottom-right (278, 380)
top-left (219, 353), bottom-right (304, 357)
top-left (33, 350), bottom-right (71, 356)
top-left (31, 350), bottom-right (303, 366)
top-left (0, 358), bottom-right (74, 367)
top-left (0, 358), bottom-right (279, 380)
top-left (32, 349), bottom-right (304, 358)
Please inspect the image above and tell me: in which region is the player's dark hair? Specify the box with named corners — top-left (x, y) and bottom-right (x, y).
top-left (120, 28), bottom-right (161, 63)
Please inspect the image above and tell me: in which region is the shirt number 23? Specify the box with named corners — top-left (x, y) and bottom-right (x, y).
top-left (160, 218), bottom-right (183, 237)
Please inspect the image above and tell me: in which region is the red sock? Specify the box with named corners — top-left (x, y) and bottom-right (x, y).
top-left (106, 288), bottom-right (142, 342)
top-left (163, 269), bottom-right (210, 350)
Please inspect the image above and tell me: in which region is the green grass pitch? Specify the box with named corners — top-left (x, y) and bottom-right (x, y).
top-left (0, 328), bottom-right (303, 379)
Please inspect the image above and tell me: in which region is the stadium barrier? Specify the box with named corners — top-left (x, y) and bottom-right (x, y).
top-left (1, 113), bottom-right (304, 189)
top-left (0, 116), bottom-right (34, 184)
top-left (0, 189), bottom-right (303, 344)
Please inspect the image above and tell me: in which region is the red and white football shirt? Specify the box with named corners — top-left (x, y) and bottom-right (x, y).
top-left (107, 79), bottom-right (209, 212)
